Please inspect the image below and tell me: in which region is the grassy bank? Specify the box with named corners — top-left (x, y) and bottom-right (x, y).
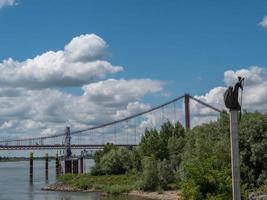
top-left (57, 174), bottom-right (137, 194)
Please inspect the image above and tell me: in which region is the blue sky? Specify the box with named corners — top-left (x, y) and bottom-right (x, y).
top-left (0, 0), bottom-right (266, 145)
top-left (1, 0), bottom-right (267, 98)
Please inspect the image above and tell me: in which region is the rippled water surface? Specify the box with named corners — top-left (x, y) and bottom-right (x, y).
top-left (0, 160), bottom-right (146, 200)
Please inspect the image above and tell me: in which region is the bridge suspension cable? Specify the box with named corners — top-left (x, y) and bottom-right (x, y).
top-left (0, 93), bottom-right (224, 147)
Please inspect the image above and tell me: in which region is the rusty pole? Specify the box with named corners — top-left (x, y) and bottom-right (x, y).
top-left (184, 94), bottom-right (190, 130)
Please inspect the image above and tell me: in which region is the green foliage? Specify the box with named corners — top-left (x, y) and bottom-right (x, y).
top-left (92, 147), bottom-right (134, 175)
top-left (93, 143), bottom-right (117, 164)
top-left (180, 112), bottom-right (267, 199)
top-left (180, 113), bottom-right (232, 199)
top-left (103, 184), bottom-right (133, 194)
top-left (239, 112), bottom-right (267, 188)
top-left (137, 121), bottom-right (186, 191)
top-left (139, 128), bottom-right (163, 160)
top-left (99, 147), bottom-right (133, 175)
top-left (139, 121), bottom-right (185, 161)
top-left (85, 112), bottom-right (266, 198)
top-left (59, 174), bottom-right (137, 194)
top-left (181, 180), bottom-right (202, 200)
top-left (138, 156), bottom-right (159, 191)
top-left (181, 157), bottom-right (231, 200)
top-left (157, 159), bottom-right (174, 189)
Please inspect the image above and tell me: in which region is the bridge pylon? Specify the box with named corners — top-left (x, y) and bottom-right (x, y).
top-left (184, 93), bottom-right (190, 129)
top-left (64, 126), bottom-right (72, 159)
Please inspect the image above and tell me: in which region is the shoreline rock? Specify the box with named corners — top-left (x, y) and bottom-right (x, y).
top-left (42, 182), bottom-right (179, 200)
top-left (126, 190), bottom-right (179, 200)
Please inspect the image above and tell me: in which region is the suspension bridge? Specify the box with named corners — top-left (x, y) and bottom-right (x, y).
top-left (0, 94), bottom-right (223, 151)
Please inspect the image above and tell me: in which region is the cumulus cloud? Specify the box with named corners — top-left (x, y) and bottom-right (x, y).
top-left (82, 79), bottom-right (164, 106)
top-left (0, 34), bottom-right (123, 88)
top-left (259, 16), bottom-right (267, 28)
top-left (0, 78), bottom-right (164, 140)
top-left (0, 0), bottom-right (17, 9)
top-left (191, 66), bottom-right (267, 126)
top-left (0, 33), bottom-right (168, 141)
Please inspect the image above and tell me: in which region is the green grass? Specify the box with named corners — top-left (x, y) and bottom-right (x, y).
top-left (57, 174), bottom-right (137, 194)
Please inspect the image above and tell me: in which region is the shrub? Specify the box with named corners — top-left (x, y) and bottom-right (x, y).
top-left (99, 147), bottom-right (133, 174)
top-left (157, 159), bottom-right (174, 189)
top-left (138, 156), bottom-right (159, 191)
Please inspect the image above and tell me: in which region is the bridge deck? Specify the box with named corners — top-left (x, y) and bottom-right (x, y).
top-left (0, 144), bottom-right (137, 150)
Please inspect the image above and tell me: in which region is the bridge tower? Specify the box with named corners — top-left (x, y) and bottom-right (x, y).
top-left (64, 126), bottom-right (72, 158)
top-left (184, 94), bottom-right (190, 129)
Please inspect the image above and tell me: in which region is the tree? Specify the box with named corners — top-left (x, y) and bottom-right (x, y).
top-left (239, 112), bottom-right (267, 187)
top-left (138, 128), bottom-right (164, 160)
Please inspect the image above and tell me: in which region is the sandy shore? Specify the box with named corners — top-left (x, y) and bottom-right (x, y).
top-left (42, 182), bottom-right (179, 200)
top-left (127, 190), bottom-right (179, 200)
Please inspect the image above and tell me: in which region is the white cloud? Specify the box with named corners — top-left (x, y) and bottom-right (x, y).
top-left (259, 16), bottom-right (267, 28)
top-left (0, 78), bottom-right (164, 140)
top-left (0, 34), bottom-right (123, 88)
top-left (191, 66), bottom-right (267, 126)
top-left (65, 34), bottom-right (108, 62)
top-left (82, 79), bottom-right (164, 106)
top-left (0, 33), bottom-right (167, 143)
top-left (0, 0), bottom-right (16, 9)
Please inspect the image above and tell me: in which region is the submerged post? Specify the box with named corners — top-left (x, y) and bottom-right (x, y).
top-left (29, 152), bottom-right (33, 183)
top-left (230, 110), bottom-right (241, 200)
top-left (184, 94), bottom-right (190, 129)
top-left (55, 153), bottom-right (59, 177)
top-left (45, 153), bottom-right (48, 180)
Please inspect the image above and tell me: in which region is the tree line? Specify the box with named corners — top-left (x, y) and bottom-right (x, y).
top-left (90, 112), bottom-right (267, 199)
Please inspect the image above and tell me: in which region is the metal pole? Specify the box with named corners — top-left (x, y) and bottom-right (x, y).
top-left (230, 110), bottom-right (241, 200)
top-left (45, 153), bottom-right (48, 180)
top-left (29, 152), bottom-right (33, 183)
top-left (184, 94), bottom-right (190, 129)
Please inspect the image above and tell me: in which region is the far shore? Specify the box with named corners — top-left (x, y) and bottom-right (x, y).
top-left (42, 182), bottom-right (180, 200)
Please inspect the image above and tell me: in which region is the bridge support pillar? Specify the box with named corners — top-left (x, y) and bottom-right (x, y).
top-left (45, 153), bottom-right (48, 180)
top-left (65, 160), bottom-right (72, 174)
top-left (29, 152), bottom-right (33, 183)
top-left (80, 156), bottom-right (84, 174)
top-left (73, 159), bottom-right (79, 174)
top-left (184, 94), bottom-right (190, 129)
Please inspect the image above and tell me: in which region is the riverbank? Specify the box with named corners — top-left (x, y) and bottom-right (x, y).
top-left (43, 182), bottom-right (179, 200)
top-left (42, 174), bottom-right (179, 200)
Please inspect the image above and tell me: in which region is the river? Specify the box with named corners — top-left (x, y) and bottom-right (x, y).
top-left (0, 160), bottom-right (147, 200)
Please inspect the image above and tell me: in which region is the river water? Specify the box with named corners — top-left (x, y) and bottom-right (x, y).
top-left (0, 160), bottom-right (146, 200)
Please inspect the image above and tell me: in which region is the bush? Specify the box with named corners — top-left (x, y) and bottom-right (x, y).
top-left (138, 156), bottom-right (159, 191)
top-left (104, 184), bottom-right (133, 194)
top-left (157, 159), bottom-right (174, 189)
top-left (181, 180), bottom-right (202, 200)
top-left (99, 147), bottom-right (133, 175)
top-left (180, 157), bottom-right (232, 200)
